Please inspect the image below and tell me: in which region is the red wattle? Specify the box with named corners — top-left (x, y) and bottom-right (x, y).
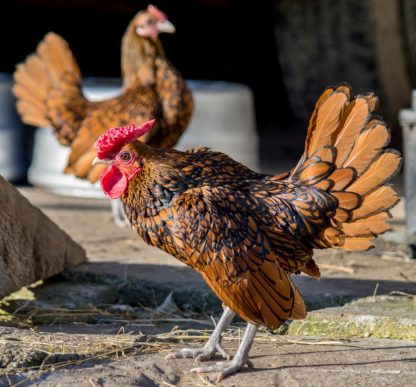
top-left (100, 164), bottom-right (128, 199)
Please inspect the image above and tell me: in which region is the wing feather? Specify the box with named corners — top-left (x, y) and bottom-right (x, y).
top-left (156, 187), bottom-right (307, 330)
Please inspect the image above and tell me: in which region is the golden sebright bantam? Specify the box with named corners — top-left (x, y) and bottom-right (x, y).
top-left (12, 4), bottom-right (193, 184)
top-left (93, 84), bottom-right (401, 381)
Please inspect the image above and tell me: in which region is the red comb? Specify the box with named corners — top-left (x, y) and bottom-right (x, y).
top-left (148, 4), bottom-right (167, 21)
top-left (96, 119), bottom-right (156, 159)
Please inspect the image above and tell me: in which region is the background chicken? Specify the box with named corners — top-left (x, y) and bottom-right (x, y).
top-left (12, 4), bottom-right (193, 223)
top-left (93, 84), bottom-right (401, 380)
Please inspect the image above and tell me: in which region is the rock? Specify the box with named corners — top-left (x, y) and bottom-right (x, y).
top-left (0, 175), bottom-right (86, 298)
top-left (288, 294), bottom-right (416, 340)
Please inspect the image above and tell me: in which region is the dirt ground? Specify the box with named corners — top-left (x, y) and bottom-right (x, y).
top-left (1, 328), bottom-right (415, 386)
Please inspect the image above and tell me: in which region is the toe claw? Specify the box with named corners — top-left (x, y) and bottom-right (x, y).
top-left (216, 365), bottom-right (239, 381)
top-left (195, 354), bottom-right (208, 363)
top-left (215, 344), bottom-right (230, 360)
top-left (217, 372), bottom-right (226, 382)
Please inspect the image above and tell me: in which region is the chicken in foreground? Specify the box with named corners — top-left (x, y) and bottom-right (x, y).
top-left (13, 5), bottom-right (193, 225)
top-left (93, 84), bottom-right (401, 380)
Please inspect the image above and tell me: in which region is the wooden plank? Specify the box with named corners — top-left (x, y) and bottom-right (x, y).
top-left (369, 0), bottom-right (411, 125)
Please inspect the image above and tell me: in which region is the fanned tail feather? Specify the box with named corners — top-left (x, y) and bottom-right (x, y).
top-left (13, 32), bottom-right (85, 144)
top-left (292, 83), bottom-right (401, 252)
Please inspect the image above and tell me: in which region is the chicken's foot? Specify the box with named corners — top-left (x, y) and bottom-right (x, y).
top-left (190, 323), bottom-right (257, 381)
top-left (165, 307), bottom-right (235, 362)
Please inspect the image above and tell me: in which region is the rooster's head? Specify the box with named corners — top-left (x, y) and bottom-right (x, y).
top-left (134, 5), bottom-right (175, 39)
top-left (93, 120), bottom-right (156, 199)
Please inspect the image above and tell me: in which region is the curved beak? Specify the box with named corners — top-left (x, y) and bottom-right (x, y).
top-left (157, 19), bottom-right (176, 34)
top-left (92, 157), bottom-right (111, 166)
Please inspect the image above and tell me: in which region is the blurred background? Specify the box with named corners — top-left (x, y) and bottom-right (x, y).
top-left (1, 0), bottom-right (416, 176)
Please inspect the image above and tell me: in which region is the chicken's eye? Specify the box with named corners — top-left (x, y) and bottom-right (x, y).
top-left (119, 151), bottom-right (132, 162)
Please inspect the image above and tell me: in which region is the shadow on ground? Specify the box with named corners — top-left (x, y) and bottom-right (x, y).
top-left (26, 261), bottom-right (416, 319)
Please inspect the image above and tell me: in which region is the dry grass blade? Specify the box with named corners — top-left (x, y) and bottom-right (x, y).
top-left (89, 379), bottom-right (99, 387)
top-left (380, 251), bottom-right (411, 262)
top-left (319, 263), bottom-right (354, 274)
top-left (197, 374), bottom-right (217, 386)
top-left (275, 337), bottom-right (357, 346)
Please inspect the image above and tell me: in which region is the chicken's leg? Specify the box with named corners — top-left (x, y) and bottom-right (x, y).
top-left (110, 199), bottom-right (129, 227)
top-left (191, 323), bottom-right (257, 381)
top-left (165, 307), bottom-right (235, 361)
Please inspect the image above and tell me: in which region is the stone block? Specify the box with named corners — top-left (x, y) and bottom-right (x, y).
top-left (0, 176), bottom-right (86, 298)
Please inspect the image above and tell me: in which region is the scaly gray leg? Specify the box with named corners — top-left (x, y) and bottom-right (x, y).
top-left (165, 307), bottom-right (235, 362)
top-left (110, 199), bottom-right (129, 227)
top-left (191, 323), bottom-right (257, 381)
